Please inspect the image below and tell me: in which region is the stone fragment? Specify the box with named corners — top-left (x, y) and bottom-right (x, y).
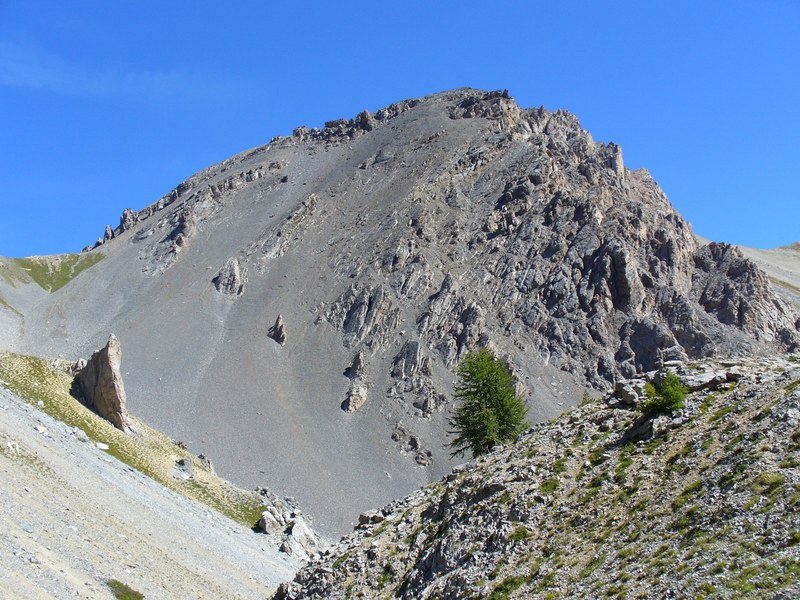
top-left (212, 257), bottom-right (245, 295)
top-left (344, 351), bottom-right (366, 379)
top-left (279, 515), bottom-right (321, 561)
top-left (74, 335), bottom-right (131, 433)
top-left (173, 457), bottom-right (193, 480)
top-left (268, 315), bottom-right (287, 345)
top-left (358, 510), bottom-right (384, 525)
top-left (119, 207), bottom-right (137, 232)
top-left (341, 381), bottom-right (368, 413)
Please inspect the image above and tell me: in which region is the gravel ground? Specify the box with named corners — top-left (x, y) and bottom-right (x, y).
top-left (0, 385), bottom-right (300, 599)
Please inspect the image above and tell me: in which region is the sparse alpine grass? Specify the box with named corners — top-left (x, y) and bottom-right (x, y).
top-left (0, 351), bottom-right (265, 527)
top-left (11, 252), bottom-right (104, 292)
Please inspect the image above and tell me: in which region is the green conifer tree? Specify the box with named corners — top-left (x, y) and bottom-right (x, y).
top-left (448, 348), bottom-right (528, 458)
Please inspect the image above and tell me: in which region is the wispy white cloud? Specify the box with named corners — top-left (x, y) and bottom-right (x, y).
top-left (0, 39), bottom-right (237, 101)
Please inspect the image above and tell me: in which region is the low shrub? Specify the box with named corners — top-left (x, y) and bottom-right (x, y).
top-left (639, 372), bottom-right (687, 416)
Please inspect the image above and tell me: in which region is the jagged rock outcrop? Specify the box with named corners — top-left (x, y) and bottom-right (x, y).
top-left (213, 257), bottom-right (245, 295)
top-left (257, 494), bottom-right (323, 562)
top-left (341, 380), bottom-right (368, 413)
top-left (267, 314), bottom-right (287, 345)
top-left (276, 355), bottom-right (800, 599)
top-left (73, 334), bottom-right (131, 433)
top-left (325, 285), bottom-right (400, 350)
top-left (344, 351), bottom-right (366, 379)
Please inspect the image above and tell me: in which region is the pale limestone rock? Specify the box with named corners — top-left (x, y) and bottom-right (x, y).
top-left (74, 335), bottom-right (131, 433)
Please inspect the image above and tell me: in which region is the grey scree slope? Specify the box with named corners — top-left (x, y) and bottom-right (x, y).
top-left (0, 385), bottom-right (300, 599)
top-left (4, 88), bottom-right (798, 536)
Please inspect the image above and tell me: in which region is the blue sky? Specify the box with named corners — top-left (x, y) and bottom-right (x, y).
top-left (1, 1), bottom-right (797, 257)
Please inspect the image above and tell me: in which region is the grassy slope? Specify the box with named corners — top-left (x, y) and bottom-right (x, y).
top-left (10, 252), bottom-right (105, 292)
top-left (0, 351), bottom-right (265, 527)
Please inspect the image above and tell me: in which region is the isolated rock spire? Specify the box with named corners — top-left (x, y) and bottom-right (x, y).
top-left (74, 334), bottom-right (131, 433)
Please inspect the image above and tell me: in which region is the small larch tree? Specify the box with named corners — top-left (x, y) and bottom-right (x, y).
top-left (448, 348), bottom-right (528, 458)
top-left (640, 371), bottom-right (687, 416)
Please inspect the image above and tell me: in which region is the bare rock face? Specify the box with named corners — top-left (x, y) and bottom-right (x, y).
top-left (257, 496), bottom-right (322, 562)
top-left (694, 242), bottom-right (798, 344)
top-left (268, 314), bottom-right (287, 345)
top-left (212, 257), bottom-right (245, 295)
top-left (74, 335), bottom-right (131, 433)
top-left (341, 381), bottom-right (368, 413)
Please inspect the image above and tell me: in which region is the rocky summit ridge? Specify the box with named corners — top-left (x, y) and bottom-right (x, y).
top-left (1, 88), bottom-right (798, 536)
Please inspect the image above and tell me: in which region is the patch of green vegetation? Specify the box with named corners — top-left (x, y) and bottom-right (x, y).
top-left (710, 404), bottom-right (737, 422)
top-left (697, 581), bottom-right (717, 597)
top-left (13, 252), bottom-right (104, 292)
top-left (613, 444), bottom-right (634, 484)
top-left (491, 490), bottom-right (512, 506)
top-left (789, 429), bottom-right (800, 452)
top-left (371, 521), bottom-right (389, 537)
top-left (785, 379), bottom-right (800, 395)
top-left (588, 446), bottom-right (607, 466)
top-left (616, 546), bottom-right (635, 560)
top-left (331, 551), bottom-right (350, 570)
top-left (579, 553), bottom-right (605, 579)
top-left (377, 563), bottom-right (395, 589)
top-left (0, 352), bottom-right (264, 527)
top-left (639, 373), bottom-right (687, 416)
top-left (552, 451), bottom-right (571, 475)
top-left (488, 575), bottom-right (527, 600)
top-left (642, 436), bottom-right (666, 454)
top-left (106, 579), bottom-right (144, 600)
top-left (673, 481), bottom-right (702, 510)
top-left (539, 478), bottom-right (559, 495)
top-left (488, 555), bottom-right (509, 580)
top-left (403, 526), bottom-right (422, 547)
top-left (750, 471), bottom-right (786, 513)
top-left (698, 393), bottom-right (716, 415)
top-left (769, 275), bottom-right (800, 296)
top-left (509, 526), bottom-right (530, 543)
top-left (719, 461), bottom-right (748, 489)
top-left (725, 433), bottom-right (745, 451)
top-left (789, 488), bottom-right (800, 511)
top-left (670, 505), bottom-right (699, 532)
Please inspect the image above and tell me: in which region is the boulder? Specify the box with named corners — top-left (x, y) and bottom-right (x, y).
top-left (341, 381), bottom-right (368, 413)
top-left (212, 257), bottom-right (245, 295)
top-left (280, 515), bottom-right (321, 561)
top-left (268, 314), bottom-right (287, 345)
top-left (73, 335), bottom-right (131, 433)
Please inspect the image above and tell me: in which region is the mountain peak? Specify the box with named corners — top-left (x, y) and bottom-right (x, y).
top-left (5, 88), bottom-right (798, 536)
